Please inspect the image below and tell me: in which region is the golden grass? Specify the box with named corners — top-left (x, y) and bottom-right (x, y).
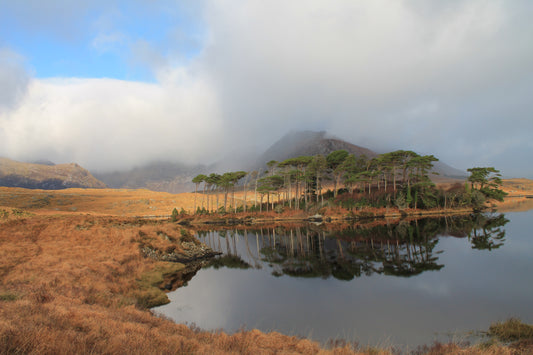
top-left (0, 212), bottom-right (375, 354)
top-left (0, 186), bottom-right (199, 216)
top-left (1, 185), bottom-right (533, 354)
top-left (1, 178), bottom-right (531, 218)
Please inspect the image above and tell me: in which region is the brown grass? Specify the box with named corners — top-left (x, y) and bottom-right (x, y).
top-left (0, 186), bottom-right (204, 216)
top-left (0, 212), bottom-right (374, 354)
top-left (1, 186), bottom-right (532, 354)
top-left (488, 318), bottom-right (533, 343)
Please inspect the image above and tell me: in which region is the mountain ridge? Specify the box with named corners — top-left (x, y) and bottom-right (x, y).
top-left (256, 130), bottom-right (377, 167)
top-left (0, 131), bottom-right (467, 192)
top-left (0, 157), bottom-right (107, 189)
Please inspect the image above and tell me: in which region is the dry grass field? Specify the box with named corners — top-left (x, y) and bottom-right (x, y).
top-left (0, 186), bottom-right (198, 216)
top-left (491, 179), bottom-right (533, 212)
top-left (0, 211), bottom-right (369, 354)
top-left (1, 183), bottom-right (532, 354)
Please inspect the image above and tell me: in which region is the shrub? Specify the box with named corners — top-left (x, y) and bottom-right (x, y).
top-left (0, 293), bottom-right (18, 301)
top-left (171, 208), bottom-right (179, 222)
top-left (488, 318), bottom-right (533, 342)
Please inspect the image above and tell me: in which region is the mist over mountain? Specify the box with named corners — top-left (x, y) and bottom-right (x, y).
top-left (0, 131), bottom-right (467, 192)
top-left (93, 161), bottom-right (208, 194)
top-left (256, 131), bottom-right (377, 167)
top-left (92, 131), bottom-right (466, 193)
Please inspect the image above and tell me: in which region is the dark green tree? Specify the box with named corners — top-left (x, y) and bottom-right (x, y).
top-left (326, 150), bottom-right (349, 197)
top-left (467, 167), bottom-right (507, 202)
top-left (309, 154), bottom-right (328, 203)
top-left (171, 207), bottom-right (179, 222)
top-left (192, 174), bottom-right (207, 214)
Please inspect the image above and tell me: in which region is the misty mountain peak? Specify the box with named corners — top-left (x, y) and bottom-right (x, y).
top-left (257, 130), bottom-right (377, 166)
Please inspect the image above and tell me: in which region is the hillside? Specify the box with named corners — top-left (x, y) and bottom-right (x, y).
top-left (0, 158), bottom-right (106, 189)
top-left (257, 131), bottom-right (377, 166)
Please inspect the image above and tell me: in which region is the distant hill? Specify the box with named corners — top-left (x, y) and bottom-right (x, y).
top-left (256, 131), bottom-right (377, 167)
top-left (0, 157), bottom-right (107, 189)
top-left (93, 161), bottom-right (207, 194)
top-left (431, 161), bottom-right (467, 179)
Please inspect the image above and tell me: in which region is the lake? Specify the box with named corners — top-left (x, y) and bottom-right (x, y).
top-left (154, 210), bottom-right (533, 349)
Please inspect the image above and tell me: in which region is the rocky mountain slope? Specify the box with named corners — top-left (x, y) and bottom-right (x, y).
top-left (0, 158), bottom-right (107, 189)
top-left (256, 130), bottom-right (377, 166)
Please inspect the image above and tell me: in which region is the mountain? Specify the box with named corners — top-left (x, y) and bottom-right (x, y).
top-left (256, 130), bottom-right (377, 167)
top-left (93, 130), bottom-right (466, 193)
top-left (431, 161), bottom-right (467, 179)
top-left (0, 157), bottom-right (107, 189)
top-left (93, 161), bottom-right (207, 194)
top-left (256, 130), bottom-right (466, 179)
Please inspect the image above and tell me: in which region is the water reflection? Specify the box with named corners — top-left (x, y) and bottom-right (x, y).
top-left (467, 213), bottom-right (508, 250)
top-left (157, 211), bottom-right (533, 348)
top-left (197, 213), bottom-right (509, 280)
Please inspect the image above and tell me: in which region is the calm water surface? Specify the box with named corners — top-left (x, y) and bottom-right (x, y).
top-left (155, 210), bottom-right (533, 349)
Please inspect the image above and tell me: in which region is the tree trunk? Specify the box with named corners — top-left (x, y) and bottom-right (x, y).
top-left (216, 188), bottom-right (219, 213)
top-left (243, 181), bottom-right (248, 213)
top-left (288, 175), bottom-right (292, 208)
top-left (233, 186), bottom-right (236, 214)
top-left (193, 184), bottom-right (198, 214)
top-left (224, 189), bottom-right (228, 212)
top-left (334, 173), bottom-right (338, 198)
top-left (202, 183), bottom-right (206, 209)
top-left (254, 178), bottom-right (258, 208)
top-left (316, 172), bottom-right (320, 203)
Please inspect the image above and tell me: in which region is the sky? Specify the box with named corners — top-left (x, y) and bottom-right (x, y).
top-left (0, 0), bottom-right (532, 177)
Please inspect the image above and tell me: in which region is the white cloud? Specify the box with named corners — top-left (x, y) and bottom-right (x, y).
top-left (198, 0), bottom-right (533, 176)
top-left (0, 73), bottom-right (223, 171)
top-left (0, 48), bottom-right (31, 112)
top-left (1, 0), bottom-right (532, 177)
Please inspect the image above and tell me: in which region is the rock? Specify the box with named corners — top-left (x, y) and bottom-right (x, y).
top-left (141, 241), bottom-right (221, 264)
top-left (306, 214), bottom-right (323, 222)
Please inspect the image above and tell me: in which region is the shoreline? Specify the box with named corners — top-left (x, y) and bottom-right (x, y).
top-left (180, 207), bottom-right (475, 226)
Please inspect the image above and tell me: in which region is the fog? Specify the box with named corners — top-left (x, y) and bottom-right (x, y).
top-left (1, 1), bottom-right (532, 177)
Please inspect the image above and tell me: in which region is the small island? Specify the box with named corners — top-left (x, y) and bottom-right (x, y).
top-left (180, 150), bottom-right (506, 224)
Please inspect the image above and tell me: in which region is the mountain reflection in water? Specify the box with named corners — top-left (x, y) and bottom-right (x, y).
top-left (197, 213), bottom-right (509, 280)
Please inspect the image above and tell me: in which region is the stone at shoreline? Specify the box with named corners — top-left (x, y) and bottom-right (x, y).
top-left (141, 241), bottom-right (221, 263)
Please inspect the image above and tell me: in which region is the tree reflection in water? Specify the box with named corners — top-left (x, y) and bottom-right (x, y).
top-left (196, 213), bottom-right (508, 280)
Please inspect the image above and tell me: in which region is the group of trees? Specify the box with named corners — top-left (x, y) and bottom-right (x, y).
top-left (192, 171), bottom-right (249, 214)
top-left (190, 149), bottom-right (506, 214)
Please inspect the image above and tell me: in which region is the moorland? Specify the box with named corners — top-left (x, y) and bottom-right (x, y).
top-left (1, 176), bottom-right (533, 354)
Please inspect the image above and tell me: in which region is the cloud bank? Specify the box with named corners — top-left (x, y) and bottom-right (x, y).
top-left (1, 0), bottom-right (532, 177)
top-left (0, 48), bottom-right (30, 111)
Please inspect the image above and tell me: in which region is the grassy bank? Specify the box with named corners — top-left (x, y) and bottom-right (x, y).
top-left (0, 211), bottom-right (363, 354)
top-left (1, 186), bottom-right (533, 353)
